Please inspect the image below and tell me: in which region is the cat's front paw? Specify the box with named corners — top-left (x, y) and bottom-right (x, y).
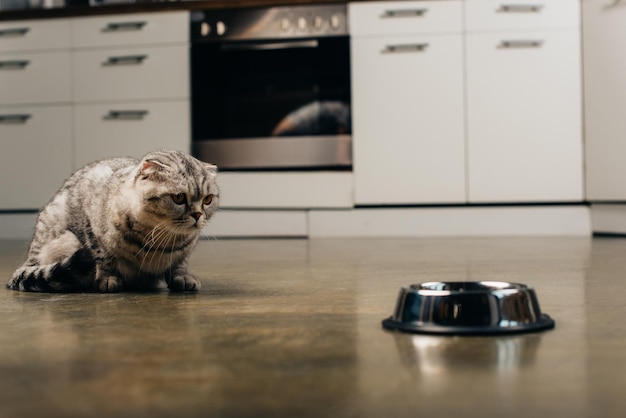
top-left (168, 274), bottom-right (201, 292)
top-left (96, 276), bottom-right (123, 293)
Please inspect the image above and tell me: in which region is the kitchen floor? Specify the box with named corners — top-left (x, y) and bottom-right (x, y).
top-left (1, 236), bottom-right (625, 418)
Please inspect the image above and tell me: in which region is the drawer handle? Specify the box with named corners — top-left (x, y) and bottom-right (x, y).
top-left (499, 40), bottom-right (544, 48)
top-left (0, 60), bottom-right (30, 69)
top-left (0, 27), bottom-right (30, 37)
top-left (102, 21), bottom-right (147, 32)
top-left (497, 4), bottom-right (543, 13)
top-left (104, 110), bottom-right (149, 120)
top-left (102, 55), bottom-right (148, 66)
top-left (0, 114), bottom-right (31, 124)
top-left (382, 43), bottom-right (429, 53)
top-left (381, 8), bottom-right (428, 18)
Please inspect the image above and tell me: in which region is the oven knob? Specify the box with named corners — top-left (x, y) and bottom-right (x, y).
top-left (200, 22), bottom-right (211, 37)
top-left (297, 17), bottom-right (307, 31)
top-left (216, 21), bottom-right (227, 36)
top-left (313, 16), bottom-right (323, 30)
top-left (280, 17), bottom-right (290, 32)
top-left (330, 14), bottom-right (341, 30)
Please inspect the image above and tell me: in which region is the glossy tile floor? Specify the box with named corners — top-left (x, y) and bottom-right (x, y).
top-left (1, 237), bottom-right (625, 418)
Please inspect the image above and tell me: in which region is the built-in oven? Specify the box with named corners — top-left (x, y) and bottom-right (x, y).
top-left (190, 4), bottom-right (351, 171)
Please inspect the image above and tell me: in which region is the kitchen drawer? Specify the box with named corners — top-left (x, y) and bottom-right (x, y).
top-left (71, 11), bottom-right (188, 49)
top-left (73, 100), bottom-right (190, 168)
top-left (0, 105), bottom-right (72, 210)
top-left (0, 51), bottom-right (71, 106)
top-left (465, 0), bottom-right (579, 32)
top-left (0, 19), bottom-right (70, 53)
top-left (349, 1), bottom-right (462, 36)
top-left (72, 45), bottom-right (188, 102)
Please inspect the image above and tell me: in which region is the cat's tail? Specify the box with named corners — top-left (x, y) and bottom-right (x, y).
top-left (7, 248), bottom-right (95, 292)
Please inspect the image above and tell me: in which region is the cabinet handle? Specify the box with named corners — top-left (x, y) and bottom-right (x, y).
top-left (104, 110), bottom-right (149, 120)
top-left (0, 27), bottom-right (30, 37)
top-left (102, 21), bottom-right (147, 32)
top-left (382, 43), bottom-right (429, 53)
top-left (0, 114), bottom-right (31, 124)
top-left (381, 8), bottom-right (428, 18)
top-left (0, 60), bottom-right (30, 69)
top-left (497, 4), bottom-right (543, 13)
top-left (102, 55), bottom-right (147, 66)
top-left (499, 40), bottom-right (544, 48)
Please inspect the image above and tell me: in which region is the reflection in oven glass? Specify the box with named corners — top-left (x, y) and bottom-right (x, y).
top-left (272, 100), bottom-right (351, 136)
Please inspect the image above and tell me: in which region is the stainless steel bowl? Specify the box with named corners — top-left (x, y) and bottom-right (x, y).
top-left (382, 281), bottom-right (555, 335)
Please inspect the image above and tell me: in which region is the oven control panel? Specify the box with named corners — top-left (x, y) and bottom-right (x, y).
top-left (190, 4), bottom-right (348, 41)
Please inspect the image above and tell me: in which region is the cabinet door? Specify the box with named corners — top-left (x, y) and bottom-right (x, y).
top-left (583, 0), bottom-right (626, 200)
top-left (73, 100), bottom-right (190, 169)
top-left (466, 30), bottom-right (583, 203)
top-left (351, 34), bottom-right (465, 204)
top-left (0, 106), bottom-right (72, 210)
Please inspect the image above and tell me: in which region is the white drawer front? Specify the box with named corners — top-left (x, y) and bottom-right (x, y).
top-left (0, 105), bottom-right (72, 210)
top-left (71, 11), bottom-right (188, 48)
top-left (349, 1), bottom-right (462, 36)
top-left (465, 0), bottom-right (580, 32)
top-left (73, 100), bottom-right (190, 169)
top-left (0, 51), bottom-right (71, 106)
top-left (0, 19), bottom-right (70, 53)
top-left (72, 45), bottom-right (188, 102)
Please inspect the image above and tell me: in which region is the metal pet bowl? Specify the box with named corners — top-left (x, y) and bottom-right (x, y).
top-left (382, 281), bottom-right (555, 335)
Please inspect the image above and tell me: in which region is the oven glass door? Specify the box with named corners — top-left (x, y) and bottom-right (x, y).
top-left (191, 36), bottom-right (351, 170)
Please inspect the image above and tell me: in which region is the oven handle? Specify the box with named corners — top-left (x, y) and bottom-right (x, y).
top-left (221, 40), bottom-right (319, 51)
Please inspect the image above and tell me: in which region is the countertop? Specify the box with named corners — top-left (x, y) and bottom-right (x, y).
top-left (0, 236), bottom-right (625, 417)
top-left (0, 0), bottom-right (354, 21)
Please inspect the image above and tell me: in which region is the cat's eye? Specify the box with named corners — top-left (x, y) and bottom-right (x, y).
top-left (171, 193), bottom-right (186, 205)
top-left (203, 194), bottom-right (214, 205)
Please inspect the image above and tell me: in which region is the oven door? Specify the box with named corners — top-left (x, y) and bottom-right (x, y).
top-left (191, 36), bottom-right (351, 170)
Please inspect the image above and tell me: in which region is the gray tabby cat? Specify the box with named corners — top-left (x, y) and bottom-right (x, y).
top-left (7, 150), bottom-right (218, 293)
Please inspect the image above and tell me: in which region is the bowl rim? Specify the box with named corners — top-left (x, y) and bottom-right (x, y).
top-left (410, 281), bottom-right (531, 297)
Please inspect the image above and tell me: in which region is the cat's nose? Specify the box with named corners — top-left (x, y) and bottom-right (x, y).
top-left (190, 212), bottom-right (202, 221)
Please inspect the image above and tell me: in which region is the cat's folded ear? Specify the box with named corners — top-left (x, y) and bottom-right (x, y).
top-left (204, 162), bottom-right (218, 174)
top-left (139, 159), bottom-right (169, 179)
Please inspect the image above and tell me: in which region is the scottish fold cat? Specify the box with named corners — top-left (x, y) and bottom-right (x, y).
top-left (7, 150), bottom-right (218, 292)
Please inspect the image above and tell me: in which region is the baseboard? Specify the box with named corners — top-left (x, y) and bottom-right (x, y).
top-left (0, 205), bottom-right (593, 240)
top-left (308, 206), bottom-right (591, 237)
top-left (0, 213), bottom-right (37, 240)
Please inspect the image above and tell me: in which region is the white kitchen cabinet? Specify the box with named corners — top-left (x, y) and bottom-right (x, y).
top-left (465, 0), bottom-right (583, 203)
top-left (349, 1), bottom-right (465, 205)
top-left (351, 34), bottom-right (465, 204)
top-left (583, 0), bottom-right (626, 201)
top-left (0, 106), bottom-right (72, 209)
top-left (0, 19), bottom-right (72, 210)
top-left (70, 11), bottom-right (190, 168)
top-left (73, 100), bottom-right (190, 168)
